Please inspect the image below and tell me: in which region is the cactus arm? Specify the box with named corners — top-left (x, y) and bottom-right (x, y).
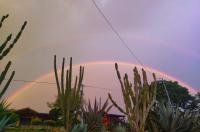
top-left (61, 58), bottom-right (65, 95)
top-left (0, 61), bottom-right (14, 100)
top-left (65, 70), bottom-right (69, 95)
top-left (0, 61), bottom-right (12, 85)
top-left (54, 55), bottom-right (61, 95)
top-left (0, 21), bottom-right (27, 60)
top-left (69, 57), bottom-right (72, 90)
top-left (108, 93), bottom-right (127, 115)
top-left (0, 14), bottom-right (9, 29)
top-left (73, 76), bottom-right (78, 97)
top-left (0, 71), bottom-right (15, 100)
top-left (0, 34), bottom-right (12, 54)
top-left (76, 66), bottom-right (84, 98)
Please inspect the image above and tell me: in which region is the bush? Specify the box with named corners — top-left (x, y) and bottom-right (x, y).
top-left (113, 124), bottom-right (126, 132)
top-left (31, 118), bottom-right (42, 126)
top-left (43, 120), bottom-right (56, 126)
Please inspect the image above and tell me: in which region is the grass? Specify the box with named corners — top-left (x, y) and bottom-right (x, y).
top-left (5, 127), bottom-right (62, 132)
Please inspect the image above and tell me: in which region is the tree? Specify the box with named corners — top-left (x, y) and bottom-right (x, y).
top-left (156, 80), bottom-right (194, 108)
top-left (0, 14), bottom-right (27, 131)
top-left (108, 63), bottom-right (157, 132)
top-left (186, 92), bottom-right (200, 111)
top-left (54, 55), bottom-right (84, 131)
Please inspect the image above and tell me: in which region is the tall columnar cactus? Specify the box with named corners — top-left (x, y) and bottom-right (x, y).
top-left (0, 14), bottom-right (27, 130)
top-left (108, 63), bottom-right (157, 132)
top-left (54, 55), bottom-right (84, 132)
top-left (0, 14), bottom-right (27, 100)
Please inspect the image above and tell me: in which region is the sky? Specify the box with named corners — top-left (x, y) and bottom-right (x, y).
top-left (0, 0), bottom-right (200, 113)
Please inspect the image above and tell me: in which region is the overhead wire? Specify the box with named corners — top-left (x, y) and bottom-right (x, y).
top-left (6, 1), bottom-right (154, 96)
top-left (5, 78), bottom-right (117, 92)
top-left (91, 0), bottom-right (148, 71)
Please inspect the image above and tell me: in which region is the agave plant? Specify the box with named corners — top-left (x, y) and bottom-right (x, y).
top-left (82, 98), bottom-right (112, 132)
top-left (0, 100), bottom-right (10, 131)
top-left (71, 119), bottom-right (87, 132)
top-left (108, 63), bottom-right (157, 132)
top-left (0, 100), bottom-right (19, 131)
top-left (147, 102), bottom-right (200, 132)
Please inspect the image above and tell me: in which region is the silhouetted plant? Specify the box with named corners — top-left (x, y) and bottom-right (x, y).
top-left (31, 118), bottom-right (42, 126)
top-left (43, 120), bottom-right (56, 126)
top-left (82, 98), bottom-right (112, 132)
top-left (54, 55), bottom-right (84, 132)
top-left (0, 14), bottom-right (27, 131)
top-left (108, 63), bottom-right (157, 132)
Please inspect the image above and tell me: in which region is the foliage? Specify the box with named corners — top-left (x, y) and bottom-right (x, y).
top-left (147, 102), bottom-right (200, 132)
top-left (156, 80), bottom-right (194, 108)
top-left (186, 92), bottom-right (200, 111)
top-left (0, 14), bottom-right (26, 131)
top-left (0, 101), bottom-right (19, 127)
top-left (54, 55), bottom-right (84, 132)
top-left (113, 123), bottom-right (126, 132)
top-left (6, 128), bottom-right (50, 132)
top-left (82, 98), bottom-right (112, 132)
top-left (31, 118), bottom-right (43, 126)
top-left (71, 121), bottom-right (87, 132)
top-left (43, 120), bottom-right (56, 126)
top-left (47, 97), bottom-right (62, 124)
top-left (49, 108), bottom-right (62, 122)
top-left (108, 63), bottom-right (157, 132)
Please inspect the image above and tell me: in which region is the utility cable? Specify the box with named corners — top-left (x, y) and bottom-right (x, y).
top-left (5, 78), bottom-right (117, 91)
top-left (91, 0), bottom-right (147, 70)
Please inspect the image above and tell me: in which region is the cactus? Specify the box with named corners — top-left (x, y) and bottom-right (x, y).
top-left (54, 55), bottom-right (84, 132)
top-left (108, 63), bottom-right (157, 132)
top-left (0, 14), bottom-right (26, 131)
top-left (0, 14), bottom-right (27, 100)
top-left (82, 98), bottom-right (112, 132)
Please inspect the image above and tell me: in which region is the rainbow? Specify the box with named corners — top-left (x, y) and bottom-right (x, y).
top-left (7, 61), bottom-right (197, 102)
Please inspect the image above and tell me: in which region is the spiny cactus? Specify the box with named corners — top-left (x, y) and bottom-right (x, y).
top-left (0, 14), bottom-right (26, 131)
top-left (82, 98), bottom-right (112, 132)
top-left (54, 55), bottom-right (84, 132)
top-left (0, 14), bottom-right (27, 100)
top-left (0, 14), bottom-right (27, 61)
top-left (108, 63), bottom-right (157, 132)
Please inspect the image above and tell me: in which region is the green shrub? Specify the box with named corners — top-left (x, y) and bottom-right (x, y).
top-left (71, 122), bottom-right (87, 132)
top-left (43, 120), bottom-right (56, 126)
top-left (31, 118), bottom-right (42, 126)
top-left (113, 124), bottom-right (126, 132)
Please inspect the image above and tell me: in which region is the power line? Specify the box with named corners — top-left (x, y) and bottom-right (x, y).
top-left (10, 79), bottom-right (56, 84)
top-left (6, 78), bottom-right (117, 92)
top-left (83, 84), bottom-right (117, 91)
top-left (91, 0), bottom-right (147, 69)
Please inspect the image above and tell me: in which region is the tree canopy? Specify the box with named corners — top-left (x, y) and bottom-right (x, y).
top-left (156, 80), bottom-right (196, 109)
